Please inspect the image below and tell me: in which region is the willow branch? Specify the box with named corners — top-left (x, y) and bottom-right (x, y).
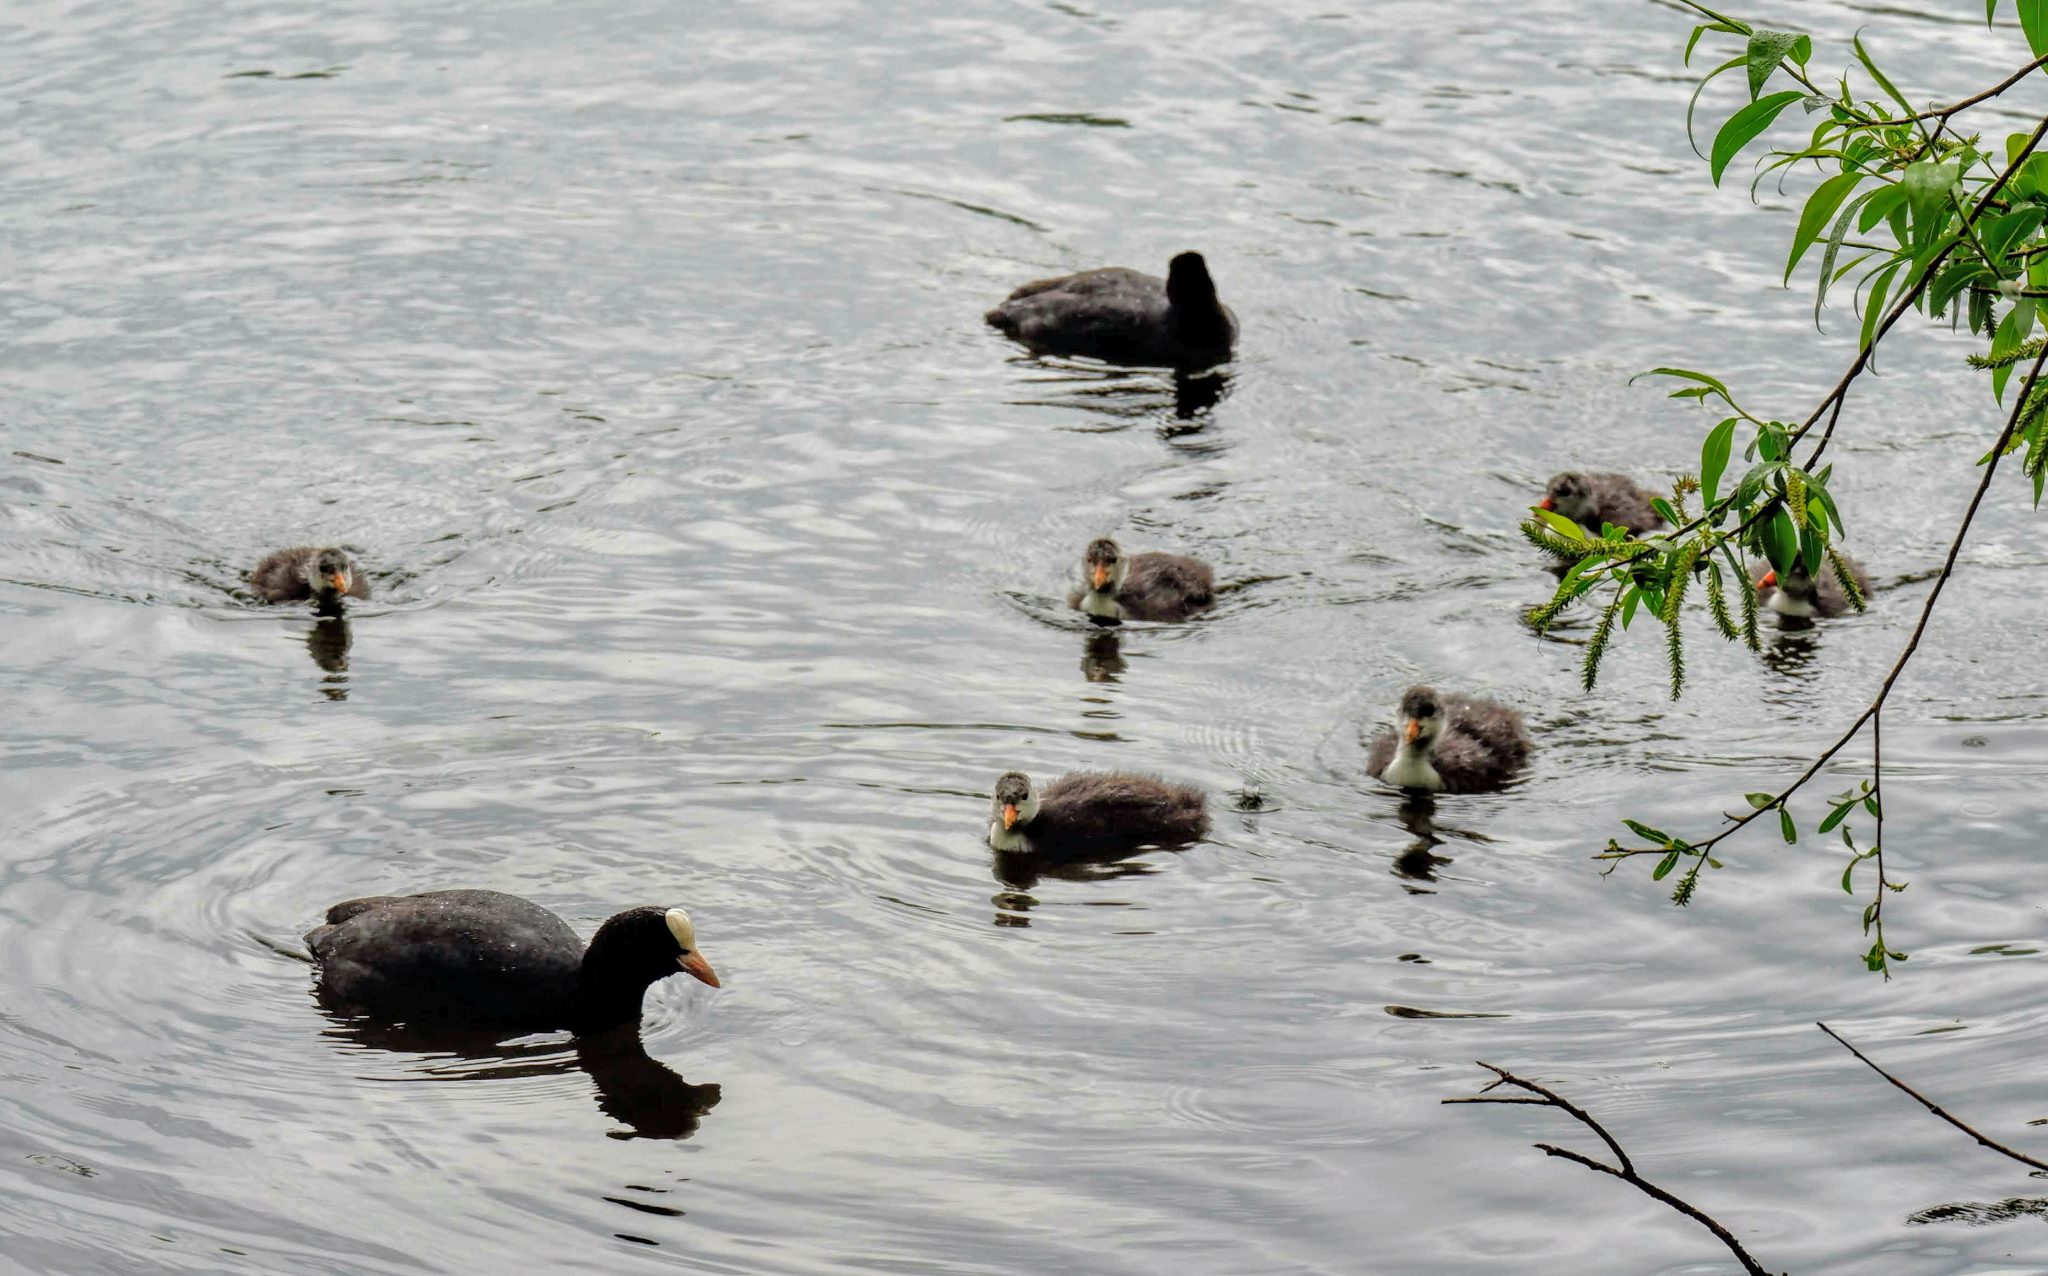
top-left (1447, 1063), bottom-right (1778, 1276)
top-left (1817, 1023), bottom-right (2048, 1171)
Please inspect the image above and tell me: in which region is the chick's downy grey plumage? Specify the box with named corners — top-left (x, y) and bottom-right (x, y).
top-left (306, 889), bottom-right (718, 1035)
top-left (986, 252), bottom-right (1236, 368)
top-left (252, 546), bottom-right (370, 605)
top-left (988, 770), bottom-right (1209, 854)
top-left (1754, 553), bottom-right (1872, 620)
top-left (1067, 536), bottom-right (1215, 623)
top-left (1366, 686), bottom-right (1530, 795)
top-left (1539, 472), bottom-right (1664, 536)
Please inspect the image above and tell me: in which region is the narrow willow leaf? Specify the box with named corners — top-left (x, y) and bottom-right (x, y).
top-left (1620, 587), bottom-right (1642, 630)
top-left (1981, 205), bottom-right (2046, 268)
top-left (1685, 54), bottom-right (1750, 157)
top-left (1852, 34), bottom-right (1912, 115)
top-left (1710, 90), bottom-right (1805, 187)
top-left (1800, 525), bottom-right (1828, 576)
top-left (1779, 807), bottom-right (1798, 843)
top-left (1534, 508), bottom-right (1588, 541)
top-left (1653, 850), bottom-right (1681, 881)
top-left (1841, 857), bottom-right (1859, 893)
top-left (2023, 0), bottom-right (2048, 56)
top-left (1701, 417), bottom-right (1737, 503)
top-left (1761, 506), bottom-right (1799, 573)
top-left (1786, 172), bottom-right (1864, 284)
top-left (1814, 192), bottom-right (1875, 325)
top-left (1901, 159), bottom-right (1961, 236)
top-left (1745, 792), bottom-right (1776, 809)
top-left (1745, 30), bottom-right (1804, 99)
top-left (1650, 496), bottom-right (1681, 527)
top-left (1637, 366), bottom-right (1732, 400)
top-left (1859, 258), bottom-right (1904, 354)
top-left (1819, 800), bottom-right (1856, 835)
top-left (1809, 482), bottom-right (1844, 536)
top-left (1623, 819), bottom-right (1674, 844)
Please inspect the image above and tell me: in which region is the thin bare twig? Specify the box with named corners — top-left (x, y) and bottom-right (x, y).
top-left (1817, 1023), bottom-right (2048, 1172)
top-left (1447, 1063), bottom-right (1779, 1276)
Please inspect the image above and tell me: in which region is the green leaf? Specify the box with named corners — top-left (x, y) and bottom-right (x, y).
top-left (1981, 205), bottom-right (2046, 268)
top-left (1638, 366), bottom-right (1732, 401)
top-left (1800, 525), bottom-right (1828, 575)
top-left (1814, 192), bottom-right (1875, 325)
top-left (1711, 91), bottom-right (1806, 186)
top-left (1761, 506), bottom-right (1799, 573)
top-left (1534, 507), bottom-right (1588, 541)
top-left (1852, 34), bottom-right (1913, 116)
top-left (1745, 792), bottom-right (1777, 809)
top-left (1650, 497), bottom-right (1682, 527)
top-left (1841, 856), bottom-right (1859, 893)
top-left (1863, 794), bottom-right (1881, 818)
top-left (1779, 806), bottom-right (1798, 843)
top-left (1860, 258), bottom-right (1905, 353)
top-left (1623, 819), bottom-right (1674, 844)
top-left (1701, 417), bottom-right (1737, 503)
top-left (1685, 54), bottom-right (1750, 157)
top-left (1654, 850), bottom-right (1681, 881)
top-left (1786, 173), bottom-right (1865, 284)
top-left (1621, 587), bottom-right (1641, 630)
top-left (1819, 800), bottom-right (1856, 834)
top-left (1810, 481), bottom-right (1845, 536)
top-left (2024, 0), bottom-right (2048, 56)
top-left (1901, 159), bottom-right (1962, 236)
top-left (1745, 30), bottom-right (1804, 99)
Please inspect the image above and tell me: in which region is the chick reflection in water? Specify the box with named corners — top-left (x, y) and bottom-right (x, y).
top-left (1080, 629), bottom-right (1125, 683)
top-left (306, 615), bottom-right (353, 700)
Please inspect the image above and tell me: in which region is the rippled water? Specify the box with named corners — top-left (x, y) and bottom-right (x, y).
top-left (5, 0), bottom-right (2048, 1271)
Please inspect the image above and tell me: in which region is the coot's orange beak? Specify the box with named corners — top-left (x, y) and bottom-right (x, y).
top-left (328, 571), bottom-right (350, 594)
top-left (679, 951), bottom-right (720, 988)
top-left (1759, 570), bottom-right (1778, 588)
top-left (1537, 497), bottom-right (1554, 511)
top-left (1403, 717), bottom-right (1422, 743)
top-left (1001, 802), bottom-right (1019, 830)
top-left (1091, 564), bottom-right (1111, 589)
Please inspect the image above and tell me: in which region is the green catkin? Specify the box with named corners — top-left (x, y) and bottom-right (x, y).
top-left (1582, 584), bottom-right (1625, 692)
top-left (1825, 545), bottom-right (1868, 613)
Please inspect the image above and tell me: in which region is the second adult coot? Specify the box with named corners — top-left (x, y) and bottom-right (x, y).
top-left (986, 251), bottom-right (1236, 368)
top-left (306, 889), bottom-right (719, 1034)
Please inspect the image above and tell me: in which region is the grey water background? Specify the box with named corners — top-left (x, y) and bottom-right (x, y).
top-left (3, 0), bottom-right (2047, 1270)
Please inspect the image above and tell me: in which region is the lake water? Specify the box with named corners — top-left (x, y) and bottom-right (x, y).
top-left (4, 0), bottom-right (2048, 1272)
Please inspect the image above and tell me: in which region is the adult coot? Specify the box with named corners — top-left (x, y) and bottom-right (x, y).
top-left (987, 770), bottom-right (1209, 854)
top-left (1538, 472), bottom-right (1665, 536)
top-left (306, 889), bottom-right (719, 1034)
top-left (1067, 536), bottom-right (1215, 624)
top-left (1755, 554), bottom-right (1871, 620)
top-left (986, 251), bottom-right (1236, 368)
top-left (1366, 686), bottom-right (1530, 795)
top-left (252, 546), bottom-right (370, 607)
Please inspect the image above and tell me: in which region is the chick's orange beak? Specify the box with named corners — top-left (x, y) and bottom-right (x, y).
top-left (1537, 497), bottom-right (1554, 511)
top-left (1759, 570), bottom-right (1778, 588)
top-left (328, 571), bottom-right (350, 594)
top-left (1091, 564), bottom-right (1111, 589)
top-left (1403, 717), bottom-right (1422, 743)
top-left (1001, 802), bottom-right (1019, 830)
top-left (679, 950), bottom-right (720, 988)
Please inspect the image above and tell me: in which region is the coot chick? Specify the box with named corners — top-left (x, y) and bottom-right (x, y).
top-left (988, 770), bottom-right (1209, 854)
top-left (252, 546), bottom-right (370, 607)
top-left (986, 251), bottom-right (1237, 368)
top-left (1366, 686), bottom-right (1530, 795)
top-left (1538, 472), bottom-right (1665, 536)
top-left (306, 889), bottom-right (719, 1034)
top-left (1755, 554), bottom-right (1871, 620)
top-left (1067, 536), bottom-right (1215, 624)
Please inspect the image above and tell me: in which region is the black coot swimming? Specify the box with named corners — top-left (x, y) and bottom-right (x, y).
top-left (306, 889), bottom-right (719, 1034)
top-left (986, 251), bottom-right (1236, 368)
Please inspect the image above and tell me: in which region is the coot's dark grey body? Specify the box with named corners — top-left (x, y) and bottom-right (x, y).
top-left (1540, 472), bottom-right (1664, 536)
top-left (1067, 537), bottom-right (1215, 623)
top-left (990, 770), bottom-right (1209, 854)
top-left (1366, 687), bottom-right (1530, 795)
top-left (252, 546), bottom-right (370, 605)
top-left (1754, 554), bottom-right (1871, 620)
top-left (306, 889), bottom-right (711, 1035)
top-left (986, 252), bottom-right (1236, 368)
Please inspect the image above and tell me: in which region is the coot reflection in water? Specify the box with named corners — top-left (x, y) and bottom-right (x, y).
top-left (1079, 629), bottom-right (1125, 683)
top-left (316, 1016), bottom-right (722, 1142)
top-left (1001, 364), bottom-right (1234, 432)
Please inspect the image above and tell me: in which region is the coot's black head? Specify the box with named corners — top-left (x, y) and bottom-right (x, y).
top-left (1397, 686), bottom-right (1445, 747)
top-left (585, 906), bottom-right (721, 990)
top-left (992, 770), bottom-right (1036, 830)
top-left (1165, 251), bottom-right (1217, 308)
top-left (1540, 473), bottom-right (1589, 519)
top-left (1082, 537), bottom-right (1123, 591)
top-left (311, 547), bottom-right (354, 598)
